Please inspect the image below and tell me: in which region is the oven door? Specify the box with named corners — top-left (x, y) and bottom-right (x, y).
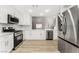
top-left (17, 35), bottom-right (23, 41)
top-left (14, 34), bottom-right (23, 49)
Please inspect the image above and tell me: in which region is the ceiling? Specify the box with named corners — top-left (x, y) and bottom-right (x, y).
top-left (13, 5), bottom-right (64, 16)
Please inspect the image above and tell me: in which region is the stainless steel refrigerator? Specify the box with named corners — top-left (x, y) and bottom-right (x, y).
top-left (58, 5), bottom-right (79, 53)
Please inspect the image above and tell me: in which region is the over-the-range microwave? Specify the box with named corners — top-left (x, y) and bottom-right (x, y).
top-left (8, 14), bottom-right (19, 24)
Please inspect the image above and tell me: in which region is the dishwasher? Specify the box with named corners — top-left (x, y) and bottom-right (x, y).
top-left (46, 30), bottom-right (53, 40)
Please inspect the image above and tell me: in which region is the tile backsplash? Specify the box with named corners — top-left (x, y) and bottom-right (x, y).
top-left (0, 23), bottom-right (31, 33)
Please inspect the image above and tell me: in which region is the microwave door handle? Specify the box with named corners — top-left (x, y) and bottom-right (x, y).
top-left (9, 21), bottom-right (16, 23)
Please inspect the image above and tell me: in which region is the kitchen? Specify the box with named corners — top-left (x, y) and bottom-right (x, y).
top-left (0, 5), bottom-right (79, 53)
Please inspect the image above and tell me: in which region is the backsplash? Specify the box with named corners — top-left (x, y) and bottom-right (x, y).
top-left (0, 23), bottom-right (31, 33)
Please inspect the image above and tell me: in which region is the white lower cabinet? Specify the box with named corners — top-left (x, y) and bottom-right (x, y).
top-left (6, 34), bottom-right (13, 52)
top-left (0, 34), bottom-right (13, 53)
top-left (0, 38), bottom-right (6, 53)
top-left (24, 30), bottom-right (46, 40)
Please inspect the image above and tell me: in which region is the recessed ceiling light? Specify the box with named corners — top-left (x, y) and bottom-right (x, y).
top-left (40, 13), bottom-right (44, 16)
top-left (28, 9), bottom-right (33, 12)
top-left (45, 9), bottom-right (50, 13)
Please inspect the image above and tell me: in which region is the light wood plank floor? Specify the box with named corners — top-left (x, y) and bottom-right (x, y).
top-left (12, 40), bottom-right (59, 53)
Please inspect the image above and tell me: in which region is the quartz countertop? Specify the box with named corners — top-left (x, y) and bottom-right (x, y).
top-left (0, 32), bottom-right (13, 37)
top-left (45, 29), bottom-right (53, 31)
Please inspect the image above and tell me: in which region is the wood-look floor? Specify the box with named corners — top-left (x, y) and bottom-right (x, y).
top-left (12, 40), bottom-right (59, 53)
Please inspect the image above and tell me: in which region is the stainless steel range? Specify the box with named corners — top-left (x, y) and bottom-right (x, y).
top-left (14, 30), bottom-right (23, 50)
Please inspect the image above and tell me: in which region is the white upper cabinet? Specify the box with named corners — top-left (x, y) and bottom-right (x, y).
top-left (0, 6), bottom-right (15, 23)
top-left (0, 6), bottom-right (32, 25)
top-left (0, 6), bottom-right (8, 23)
top-left (0, 6), bottom-right (20, 24)
top-left (19, 14), bottom-right (32, 25)
top-left (23, 14), bottom-right (32, 25)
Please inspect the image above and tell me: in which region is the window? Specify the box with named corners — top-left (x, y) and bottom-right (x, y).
top-left (36, 24), bottom-right (42, 29)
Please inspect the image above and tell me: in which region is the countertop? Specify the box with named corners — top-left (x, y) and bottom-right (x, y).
top-left (0, 32), bottom-right (13, 37)
top-left (31, 29), bottom-right (53, 31)
top-left (45, 29), bottom-right (53, 31)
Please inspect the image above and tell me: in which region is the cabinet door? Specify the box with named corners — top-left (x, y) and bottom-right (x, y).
top-left (0, 37), bottom-right (6, 53)
top-left (24, 30), bottom-right (39, 40)
top-left (20, 14), bottom-right (31, 25)
top-left (0, 34), bottom-right (13, 53)
top-left (0, 7), bottom-right (7, 23)
top-left (7, 34), bottom-right (13, 52)
top-left (39, 31), bottom-right (46, 40)
top-left (25, 15), bottom-right (31, 25)
top-left (0, 6), bottom-right (16, 23)
top-left (31, 30), bottom-right (46, 40)
top-left (24, 30), bottom-right (46, 40)
top-left (2, 34), bottom-right (13, 53)
top-left (3, 36), bottom-right (9, 53)
top-left (24, 31), bottom-right (31, 40)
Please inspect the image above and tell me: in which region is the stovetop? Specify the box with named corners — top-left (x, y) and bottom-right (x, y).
top-left (3, 29), bottom-right (22, 32)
